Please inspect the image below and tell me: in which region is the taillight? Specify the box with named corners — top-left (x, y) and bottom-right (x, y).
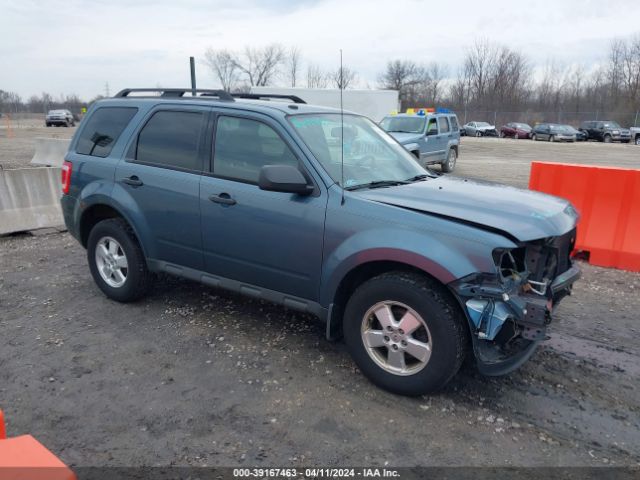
top-left (61, 160), bottom-right (72, 195)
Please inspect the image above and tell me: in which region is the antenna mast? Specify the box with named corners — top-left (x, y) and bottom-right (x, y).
top-left (340, 49), bottom-right (345, 206)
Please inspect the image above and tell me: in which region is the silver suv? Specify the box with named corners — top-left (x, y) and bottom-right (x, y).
top-left (380, 112), bottom-right (460, 172)
top-left (46, 109), bottom-right (75, 127)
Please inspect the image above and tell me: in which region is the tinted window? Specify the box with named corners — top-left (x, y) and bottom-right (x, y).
top-left (213, 116), bottom-right (298, 183)
top-left (450, 116), bottom-right (459, 131)
top-left (76, 107), bottom-right (137, 157)
top-left (136, 110), bottom-right (204, 171)
top-left (439, 116), bottom-right (450, 133)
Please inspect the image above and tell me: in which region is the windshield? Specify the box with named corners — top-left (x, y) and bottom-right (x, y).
top-left (514, 123), bottom-right (531, 131)
top-left (289, 113), bottom-right (427, 189)
top-left (475, 122), bottom-right (490, 127)
top-left (380, 116), bottom-right (426, 134)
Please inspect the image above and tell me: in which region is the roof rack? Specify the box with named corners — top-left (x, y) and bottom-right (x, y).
top-left (231, 93), bottom-right (306, 104)
top-left (114, 88), bottom-right (235, 101)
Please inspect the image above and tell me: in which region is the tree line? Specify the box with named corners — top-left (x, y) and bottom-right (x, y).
top-left (2, 35), bottom-right (639, 126)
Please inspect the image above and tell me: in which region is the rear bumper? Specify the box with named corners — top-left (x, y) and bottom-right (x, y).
top-left (60, 194), bottom-right (80, 242)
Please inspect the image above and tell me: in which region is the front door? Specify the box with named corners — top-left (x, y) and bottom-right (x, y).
top-left (199, 112), bottom-right (326, 300)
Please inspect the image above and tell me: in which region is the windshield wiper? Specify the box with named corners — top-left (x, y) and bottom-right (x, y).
top-left (345, 180), bottom-right (410, 191)
top-left (405, 174), bottom-right (431, 182)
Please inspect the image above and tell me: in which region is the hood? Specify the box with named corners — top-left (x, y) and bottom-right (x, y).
top-left (388, 132), bottom-right (423, 144)
top-left (357, 176), bottom-right (578, 242)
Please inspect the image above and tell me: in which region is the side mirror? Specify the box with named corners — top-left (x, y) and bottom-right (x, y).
top-left (258, 165), bottom-right (314, 195)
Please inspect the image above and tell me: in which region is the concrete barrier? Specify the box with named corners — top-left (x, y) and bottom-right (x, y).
top-left (30, 138), bottom-right (71, 167)
top-left (0, 167), bottom-right (64, 234)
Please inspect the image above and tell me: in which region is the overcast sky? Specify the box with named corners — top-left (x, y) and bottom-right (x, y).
top-left (1, 0), bottom-right (638, 100)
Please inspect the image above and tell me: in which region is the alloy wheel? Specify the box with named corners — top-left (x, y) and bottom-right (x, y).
top-left (360, 301), bottom-right (432, 376)
top-left (95, 236), bottom-right (129, 288)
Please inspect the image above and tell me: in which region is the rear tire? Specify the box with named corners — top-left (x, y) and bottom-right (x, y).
top-left (441, 148), bottom-right (457, 173)
top-left (635, 136), bottom-right (640, 146)
top-left (343, 272), bottom-right (468, 396)
top-left (87, 218), bottom-right (152, 302)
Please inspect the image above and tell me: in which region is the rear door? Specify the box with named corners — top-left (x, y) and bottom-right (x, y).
top-left (114, 106), bottom-right (209, 270)
top-left (437, 116), bottom-right (453, 161)
top-left (199, 111), bottom-right (326, 301)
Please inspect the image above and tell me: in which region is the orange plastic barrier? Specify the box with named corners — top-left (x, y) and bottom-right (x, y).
top-left (0, 409), bottom-right (76, 480)
top-left (529, 162), bottom-right (640, 272)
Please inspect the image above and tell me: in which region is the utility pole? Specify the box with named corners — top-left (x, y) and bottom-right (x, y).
top-left (104, 82), bottom-right (110, 97)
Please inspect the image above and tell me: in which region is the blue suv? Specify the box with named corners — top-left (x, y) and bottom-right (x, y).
top-left (61, 88), bottom-right (581, 395)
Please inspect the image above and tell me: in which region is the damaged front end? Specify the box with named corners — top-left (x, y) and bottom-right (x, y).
top-left (451, 228), bottom-right (581, 375)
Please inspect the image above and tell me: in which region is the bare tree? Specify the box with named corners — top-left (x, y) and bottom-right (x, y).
top-left (203, 48), bottom-right (239, 91)
top-left (425, 62), bottom-right (448, 105)
top-left (286, 46), bottom-right (302, 87)
top-left (378, 60), bottom-right (424, 108)
top-left (331, 65), bottom-right (357, 89)
top-left (233, 44), bottom-right (285, 87)
top-left (307, 64), bottom-right (328, 88)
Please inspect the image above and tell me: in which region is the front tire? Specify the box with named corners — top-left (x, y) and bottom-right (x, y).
top-left (549, 135), bottom-right (555, 142)
top-left (475, 131), bottom-right (482, 137)
top-left (635, 136), bottom-right (640, 146)
top-left (441, 148), bottom-right (457, 173)
top-left (531, 133), bottom-right (537, 141)
top-left (603, 134), bottom-right (612, 143)
top-left (343, 272), bottom-right (468, 396)
top-left (87, 218), bottom-right (152, 302)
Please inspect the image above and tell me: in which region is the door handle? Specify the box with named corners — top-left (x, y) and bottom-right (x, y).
top-left (209, 193), bottom-right (236, 206)
top-left (122, 176), bottom-right (143, 187)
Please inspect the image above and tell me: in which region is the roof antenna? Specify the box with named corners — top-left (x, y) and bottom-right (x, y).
top-left (340, 49), bottom-right (345, 206)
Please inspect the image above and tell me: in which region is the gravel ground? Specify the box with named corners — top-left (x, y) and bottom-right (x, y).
top-left (1, 123), bottom-right (639, 469)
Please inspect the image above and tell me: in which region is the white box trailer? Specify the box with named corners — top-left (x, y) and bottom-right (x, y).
top-left (250, 87), bottom-right (399, 123)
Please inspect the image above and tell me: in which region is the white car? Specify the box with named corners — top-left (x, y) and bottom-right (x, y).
top-left (46, 109), bottom-right (75, 127)
top-left (462, 121), bottom-right (497, 137)
top-left (631, 127), bottom-right (640, 145)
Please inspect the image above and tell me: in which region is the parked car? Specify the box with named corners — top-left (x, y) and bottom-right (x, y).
top-left (380, 112), bottom-right (460, 172)
top-left (579, 120), bottom-right (631, 143)
top-left (531, 123), bottom-right (576, 142)
top-left (46, 109), bottom-right (75, 127)
top-left (499, 122), bottom-right (532, 139)
top-left (60, 87), bottom-right (581, 396)
top-left (566, 126), bottom-right (588, 141)
top-left (462, 121), bottom-right (497, 137)
top-left (628, 126), bottom-right (640, 145)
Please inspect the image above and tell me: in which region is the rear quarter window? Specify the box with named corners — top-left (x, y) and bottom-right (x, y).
top-left (76, 107), bottom-right (138, 158)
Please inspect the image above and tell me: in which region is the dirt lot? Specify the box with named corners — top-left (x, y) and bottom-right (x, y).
top-left (1, 125), bottom-right (640, 469)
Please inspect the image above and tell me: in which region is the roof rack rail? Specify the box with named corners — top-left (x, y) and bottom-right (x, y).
top-left (114, 88), bottom-right (235, 101)
top-left (231, 93), bottom-right (306, 104)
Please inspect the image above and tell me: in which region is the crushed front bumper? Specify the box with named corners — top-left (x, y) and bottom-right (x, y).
top-left (450, 257), bottom-right (581, 376)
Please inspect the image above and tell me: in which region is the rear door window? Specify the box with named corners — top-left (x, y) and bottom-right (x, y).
top-left (135, 110), bottom-right (205, 172)
top-left (76, 107), bottom-right (138, 157)
top-left (439, 117), bottom-right (450, 133)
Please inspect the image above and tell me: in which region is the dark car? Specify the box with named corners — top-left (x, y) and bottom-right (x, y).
top-left (579, 120), bottom-right (631, 143)
top-left (565, 125), bottom-right (587, 141)
top-left (531, 123), bottom-right (576, 142)
top-left (500, 122), bottom-right (532, 139)
top-left (60, 87), bottom-right (581, 396)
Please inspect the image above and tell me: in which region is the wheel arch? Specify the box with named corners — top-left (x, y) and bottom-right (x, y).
top-left (79, 202), bottom-right (148, 259)
top-left (325, 256), bottom-right (462, 340)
